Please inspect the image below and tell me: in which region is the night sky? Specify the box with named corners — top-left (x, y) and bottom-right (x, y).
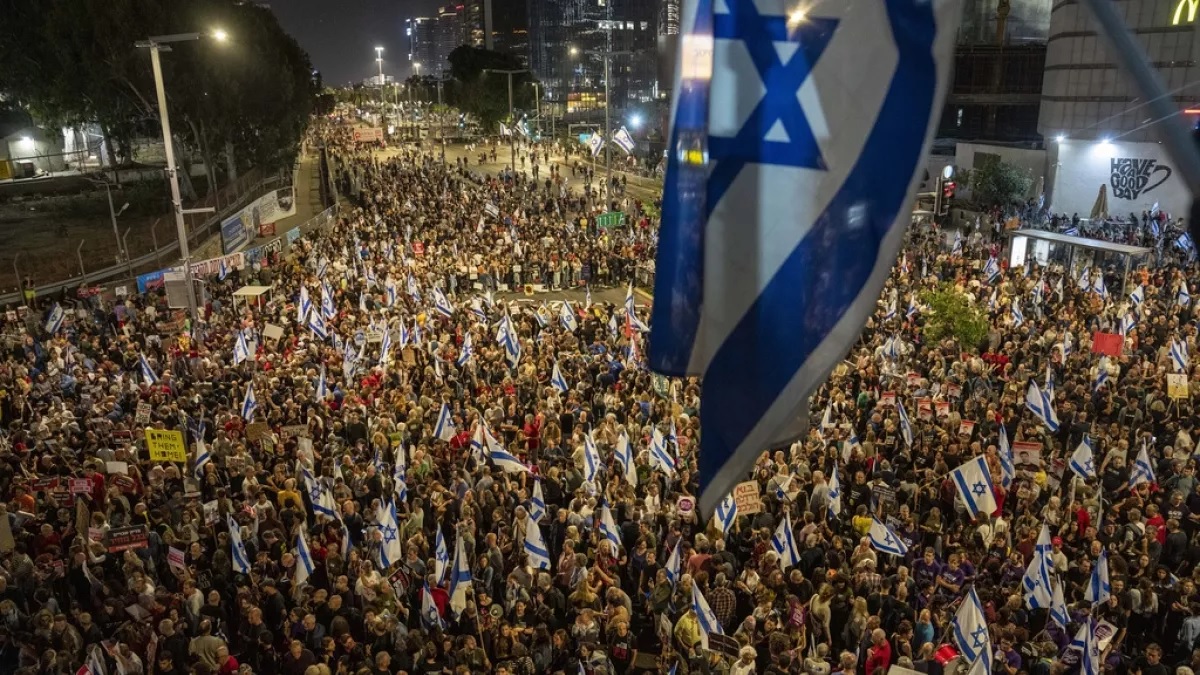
top-left (270, 0), bottom-right (442, 86)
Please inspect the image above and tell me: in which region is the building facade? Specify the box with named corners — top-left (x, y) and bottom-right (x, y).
top-left (408, 8), bottom-right (462, 77)
top-left (492, 0), bottom-right (530, 64)
top-left (462, 0), bottom-right (493, 50)
top-left (1039, 0), bottom-right (1200, 217)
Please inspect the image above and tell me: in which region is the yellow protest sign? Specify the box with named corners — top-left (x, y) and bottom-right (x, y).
top-left (1168, 373), bottom-right (1189, 399)
top-left (145, 429), bottom-right (187, 462)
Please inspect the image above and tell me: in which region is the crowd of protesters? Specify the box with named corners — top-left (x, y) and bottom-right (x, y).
top-left (0, 118), bottom-right (1199, 675)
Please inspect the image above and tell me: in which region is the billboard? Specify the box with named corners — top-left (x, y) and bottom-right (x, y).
top-left (352, 127), bottom-right (384, 143)
top-left (221, 187), bottom-right (296, 254)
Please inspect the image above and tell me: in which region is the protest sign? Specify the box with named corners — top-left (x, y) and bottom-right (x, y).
top-left (145, 429), bottom-right (186, 462)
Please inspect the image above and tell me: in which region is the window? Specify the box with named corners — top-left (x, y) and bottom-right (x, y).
top-left (956, 108), bottom-right (963, 127)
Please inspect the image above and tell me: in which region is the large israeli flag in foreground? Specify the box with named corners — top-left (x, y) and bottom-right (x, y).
top-left (648, 0), bottom-right (961, 515)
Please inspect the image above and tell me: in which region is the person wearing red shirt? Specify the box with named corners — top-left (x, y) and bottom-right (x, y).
top-left (865, 628), bottom-right (892, 675)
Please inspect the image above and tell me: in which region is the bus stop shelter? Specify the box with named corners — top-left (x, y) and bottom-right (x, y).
top-left (1005, 229), bottom-right (1151, 291)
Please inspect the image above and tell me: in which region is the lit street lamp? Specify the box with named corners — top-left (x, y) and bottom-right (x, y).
top-left (135, 30), bottom-right (226, 326)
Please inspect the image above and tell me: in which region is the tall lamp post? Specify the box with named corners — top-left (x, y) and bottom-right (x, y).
top-left (375, 46), bottom-right (385, 105)
top-left (483, 68), bottom-right (528, 172)
top-left (584, 49), bottom-right (631, 201)
top-left (136, 30), bottom-right (226, 326)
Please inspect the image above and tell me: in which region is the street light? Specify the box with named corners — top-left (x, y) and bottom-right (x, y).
top-left (628, 113), bottom-right (643, 130)
top-left (212, 29), bottom-right (228, 42)
top-left (584, 49), bottom-right (632, 201)
top-left (135, 31), bottom-right (224, 327)
top-left (84, 177), bottom-right (131, 264)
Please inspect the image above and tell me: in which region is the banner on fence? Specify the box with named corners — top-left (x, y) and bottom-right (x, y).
top-left (222, 187), bottom-right (297, 254)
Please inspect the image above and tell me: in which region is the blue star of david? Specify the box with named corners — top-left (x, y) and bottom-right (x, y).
top-left (972, 481), bottom-right (988, 496)
top-left (1083, 460), bottom-right (1094, 474)
top-left (309, 486), bottom-right (321, 501)
top-left (883, 533), bottom-right (895, 546)
top-left (707, 5), bottom-right (839, 211)
top-left (971, 626), bottom-right (988, 649)
top-left (382, 525), bottom-right (398, 544)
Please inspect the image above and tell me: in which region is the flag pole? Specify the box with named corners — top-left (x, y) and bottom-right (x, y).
top-left (1078, 0), bottom-right (1200, 202)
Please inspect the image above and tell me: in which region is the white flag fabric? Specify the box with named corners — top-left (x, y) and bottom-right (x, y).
top-left (1049, 579), bottom-right (1070, 628)
top-left (613, 126), bottom-right (636, 154)
top-left (1070, 436), bottom-right (1097, 480)
top-left (1022, 524), bottom-right (1053, 609)
top-left (435, 403), bottom-right (456, 441)
top-left (599, 504), bottom-right (621, 552)
top-left (714, 493), bottom-right (738, 533)
top-left (664, 540), bottom-right (682, 585)
top-left (951, 587), bottom-right (990, 664)
top-left (490, 447), bottom-right (532, 473)
top-left (523, 515), bottom-right (550, 569)
top-left (1085, 549), bottom-right (1111, 605)
top-left (193, 440), bottom-right (212, 481)
top-left (295, 530), bottom-right (315, 587)
top-left (434, 525), bottom-right (450, 583)
top-left (551, 361), bottom-right (569, 393)
top-left (828, 464), bottom-right (842, 516)
top-left (378, 501), bottom-right (403, 568)
top-left (998, 425), bottom-right (1014, 489)
top-left (950, 456), bottom-right (997, 518)
top-left (616, 431), bottom-right (638, 486)
top-left (45, 303), bottom-right (65, 334)
top-left (583, 430), bottom-right (601, 483)
top-left (693, 583), bottom-right (724, 648)
top-left (1025, 381), bottom-right (1059, 432)
top-left (771, 513), bottom-right (801, 570)
top-left (646, 0), bottom-right (961, 517)
top-left (228, 516), bottom-right (251, 574)
top-left (868, 516), bottom-right (908, 557)
top-left (448, 533), bottom-right (472, 618)
top-left (529, 480), bottom-right (546, 522)
top-left (650, 428), bottom-right (676, 478)
top-left (1130, 440), bottom-right (1156, 488)
top-left (240, 382), bottom-right (257, 421)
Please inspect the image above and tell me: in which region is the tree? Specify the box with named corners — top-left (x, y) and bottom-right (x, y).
top-left (963, 157), bottom-right (1033, 208)
top-left (447, 46), bottom-right (536, 131)
top-left (0, 0), bottom-right (316, 190)
top-left (918, 284), bottom-right (990, 352)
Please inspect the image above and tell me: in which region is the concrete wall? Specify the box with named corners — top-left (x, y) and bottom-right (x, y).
top-left (1048, 138), bottom-right (1190, 217)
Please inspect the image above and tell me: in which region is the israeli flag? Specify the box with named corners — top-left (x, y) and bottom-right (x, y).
top-left (432, 287), bottom-right (455, 318)
top-left (559, 301), bottom-right (579, 332)
top-left (997, 425), bottom-right (1014, 489)
top-left (534, 304), bottom-right (550, 328)
top-left (1091, 273), bottom-right (1107, 298)
top-left (490, 447), bottom-right (532, 474)
top-left (616, 431), bottom-right (638, 486)
top-left (434, 525), bottom-right (450, 583)
top-left (1024, 380), bottom-right (1059, 432)
top-left (1130, 439), bottom-right (1156, 488)
top-left (1049, 579), bottom-right (1070, 628)
top-left (469, 423), bottom-right (489, 460)
top-left (217, 257), bottom-right (230, 281)
top-left (771, 513), bottom-right (801, 570)
top-left (613, 126), bottom-right (636, 154)
top-left (298, 287), bottom-right (312, 324)
top-left (551, 361), bottom-right (569, 393)
top-left (588, 131), bottom-right (604, 157)
top-left (649, 0), bottom-right (962, 528)
top-left (1010, 299), bottom-right (1024, 328)
top-left (321, 282), bottom-right (336, 320)
top-left (650, 428), bottom-right (676, 477)
top-left (952, 587), bottom-right (990, 664)
top-left (435, 403), bottom-right (456, 441)
top-left (584, 430), bottom-right (601, 483)
top-left (193, 439), bottom-right (212, 480)
top-left (1079, 619), bottom-right (1101, 675)
top-left (664, 540), bottom-right (682, 585)
top-left (499, 316), bottom-right (521, 367)
top-left (139, 353), bottom-right (159, 385)
top-left (233, 332), bottom-right (251, 366)
top-left (1085, 549), bottom-right (1111, 605)
top-left (1121, 312), bottom-right (1137, 336)
top-left (420, 582), bottom-right (443, 629)
top-left (456, 333), bottom-right (474, 367)
top-left (1179, 283), bottom-right (1192, 307)
top-left (378, 500), bottom-right (403, 568)
top-left (828, 464), bottom-right (842, 516)
top-left (524, 515), bottom-right (550, 569)
top-left (1092, 356), bottom-right (1108, 392)
top-left (240, 381), bottom-right (257, 421)
top-left (1022, 525), bottom-right (1054, 609)
top-left (448, 533), bottom-right (472, 618)
top-left (1077, 266), bottom-right (1091, 290)
top-left (883, 297), bottom-right (897, 321)
top-left (228, 516), bottom-right (252, 574)
top-left (896, 399), bottom-right (913, 447)
top-left (45, 303), bottom-right (65, 334)
top-left (906, 297), bottom-right (919, 320)
top-left (499, 122), bottom-right (510, 136)
top-left (1130, 284), bottom-right (1144, 308)
top-left (599, 503), bottom-right (622, 551)
top-left (295, 530), bottom-right (315, 587)
top-left (714, 492), bottom-right (738, 533)
top-left (983, 256), bottom-right (1000, 283)
top-left (379, 329), bottom-right (393, 369)
top-left (398, 321), bottom-right (411, 349)
top-left (308, 308), bottom-right (329, 340)
top-left (1170, 339), bottom-right (1189, 373)
top-left (693, 583), bottom-right (724, 647)
top-left (950, 456), bottom-right (997, 518)
top-left (470, 298), bottom-right (488, 322)
top-left (1063, 225), bottom-right (1079, 236)
top-left (529, 480), bottom-right (546, 522)
top-left (869, 516), bottom-right (909, 557)
top-left (952, 230), bottom-right (963, 255)
top-left (1070, 436), bottom-right (1096, 480)
top-left (302, 467), bottom-right (326, 510)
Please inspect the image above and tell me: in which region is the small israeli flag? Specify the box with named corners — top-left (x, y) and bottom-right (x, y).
top-left (432, 287), bottom-right (455, 318)
top-left (236, 382), bottom-right (257, 423)
top-left (1049, 579), bottom-right (1070, 628)
top-left (490, 447), bottom-right (531, 474)
top-left (1024, 381), bottom-right (1059, 432)
top-left (997, 425), bottom-right (1014, 489)
top-left (896, 399), bottom-right (913, 447)
top-left (233, 332), bottom-right (251, 366)
top-left (693, 583), bottom-right (724, 647)
top-left (420, 582), bottom-right (443, 629)
top-left (650, 428), bottom-right (676, 478)
top-left (1130, 439), bottom-right (1155, 488)
top-left (378, 500), bottom-right (403, 568)
top-left (435, 403), bottom-right (456, 441)
top-left (983, 256), bottom-right (1000, 283)
top-left (1085, 549), bottom-right (1111, 605)
top-left (828, 464), bottom-right (842, 516)
top-left (448, 534), bottom-right (473, 618)
top-left (524, 516), bottom-right (550, 569)
top-left (218, 257), bottom-right (230, 281)
top-left (613, 126), bottom-right (636, 154)
top-left (434, 525), bottom-right (450, 583)
top-left (1130, 284), bottom-right (1144, 308)
top-left (456, 333), bottom-right (474, 367)
top-left (952, 587), bottom-right (990, 664)
top-left (45, 303), bottom-right (65, 334)
top-left (583, 430), bottom-right (601, 483)
top-left (1092, 356), bottom-right (1108, 392)
top-left (379, 329), bottom-right (393, 370)
top-left (868, 516), bottom-right (909, 557)
top-left (529, 480), bottom-right (546, 522)
top-left (1179, 283), bottom-right (1192, 307)
top-left (883, 297), bottom-right (897, 321)
top-left (308, 309), bottom-right (329, 341)
top-left (950, 456), bottom-right (997, 518)
top-left (298, 287), bottom-right (312, 324)
top-left (664, 540), bottom-right (682, 585)
top-left (551, 361), bottom-right (569, 393)
top-left (295, 530), bottom-right (315, 587)
top-left (1121, 312), bottom-right (1137, 336)
top-left (1011, 299), bottom-right (1024, 328)
top-left (952, 230), bottom-right (964, 255)
top-left (1079, 619), bottom-right (1101, 675)
top-left (714, 492), bottom-right (738, 533)
top-left (588, 131), bottom-right (604, 157)
top-left (771, 513), bottom-right (801, 570)
top-left (1069, 436), bottom-right (1096, 480)
top-left (228, 516), bottom-right (252, 574)
top-left (1170, 339), bottom-right (1189, 373)
top-left (1091, 273), bottom-right (1107, 298)
top-left (321, 282), bottom-right (336, 320)
top-left (193, 439), bottom-right (212, 480)
top-left (616, 431), bottom-right (638, 486)
top-left (139, 353), bottom-right (159, 385)
top-left (1022, 524), bottom-right (1053, 609)
top-left (599, 503), bottom-right (622, 551)
top-left (559, 301), bottom-right (578, 332)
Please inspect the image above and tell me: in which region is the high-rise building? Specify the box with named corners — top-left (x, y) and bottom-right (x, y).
top-left (433, 5), bottom-right (463, 75)
top-left (409, 8), bottom-right (462, 77)
top-left (462, 0), bottom-right (493, 50)
top-left (492, 0), bottom-right (530, 64)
